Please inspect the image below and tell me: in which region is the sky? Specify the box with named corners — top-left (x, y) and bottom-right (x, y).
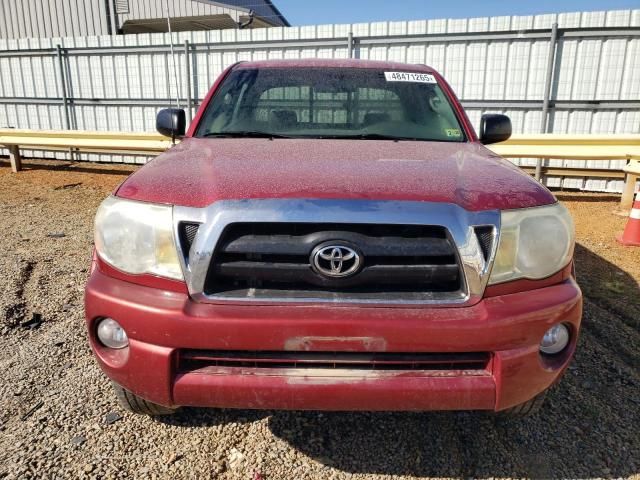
top-left (273, 0), bottom-right (640, 25)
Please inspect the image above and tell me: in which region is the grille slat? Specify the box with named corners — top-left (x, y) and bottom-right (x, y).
top-left (204, 223), bottom-right (464, 302)
top-left (214, 261), bottom-right (460, 287)
top-left (224, 232), bottom-right (454, 257)
top-left (474, 226), bottom-right (495, 262)
top-left (178, 222), bottom-right (200, 256)
top-left (178, 350), bottom-right (491, 373)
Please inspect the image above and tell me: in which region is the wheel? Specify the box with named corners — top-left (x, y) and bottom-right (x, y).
top-left (112, 382), bottom-right (177, 416)
top-left (499, 391), bottom-right (547, 418)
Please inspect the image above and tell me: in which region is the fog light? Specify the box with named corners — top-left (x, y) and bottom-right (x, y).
top-left (96, 318), bottom-right (129, 349)
top-left (540, 324), bottom-right (570, 355)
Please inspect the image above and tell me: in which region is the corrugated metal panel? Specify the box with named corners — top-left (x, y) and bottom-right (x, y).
top-left (0, 0), bottom-right (288, 39)
top-left (0, 9), bottom-right (639, 190)
top-left (115, 0), bottom-right (130, 14)
top-left (0, 0), bottom-right (109, 38)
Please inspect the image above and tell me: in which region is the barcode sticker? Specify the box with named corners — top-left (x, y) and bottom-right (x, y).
top-left (384, 72), bottom-right (437, 84)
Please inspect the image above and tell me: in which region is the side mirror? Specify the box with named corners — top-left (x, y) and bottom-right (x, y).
top-left (479, 114), bottom-right (511, 145)
top-left (156, 108), bottom-right (186, 142)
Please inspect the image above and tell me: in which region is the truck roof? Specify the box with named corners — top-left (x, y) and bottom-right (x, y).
top-left (233, 58), bottom-right (437, 72)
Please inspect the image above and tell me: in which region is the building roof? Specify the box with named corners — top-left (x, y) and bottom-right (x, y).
top-left (202, 0), bottom-right (290, 27)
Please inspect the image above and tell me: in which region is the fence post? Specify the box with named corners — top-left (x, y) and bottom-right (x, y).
top-left (536, 22), bottom-right (559, 181)
top-left (348, 31), bottom-right (354, 58)
top-left (620, 158), bottom-right (638, 212)
top-left (56, 45), bottom-right (71, 131)
top-left (56, 44), bottom-right (75, 161)
top-left (9, 145), bottom-right (22, 173)
top-left (184, 40), bottom-right (193, 121)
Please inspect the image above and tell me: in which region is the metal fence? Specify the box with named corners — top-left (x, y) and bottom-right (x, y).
top-left (1, 9), bottom-right (639, 192)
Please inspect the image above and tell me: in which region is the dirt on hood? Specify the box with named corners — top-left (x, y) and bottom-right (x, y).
top-left (116, 138), bottom-right (556, 211)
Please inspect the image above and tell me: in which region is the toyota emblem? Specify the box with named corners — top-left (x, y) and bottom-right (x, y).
top-left (311, 244), bottom-right (362, 278)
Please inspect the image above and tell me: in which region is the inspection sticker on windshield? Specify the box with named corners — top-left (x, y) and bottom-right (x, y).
top-left (384, 72), bottom-right (437, 84)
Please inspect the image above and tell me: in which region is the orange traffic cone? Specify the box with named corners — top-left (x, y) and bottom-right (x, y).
top-left (617, 192), bottom-right (640, 247)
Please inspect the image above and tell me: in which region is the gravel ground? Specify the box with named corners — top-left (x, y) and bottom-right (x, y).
top-left (0, 159), bottom-right (638, 479)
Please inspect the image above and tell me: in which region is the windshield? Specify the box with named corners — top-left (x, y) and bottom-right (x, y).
top-left (195, 67), bottom-right (466, 142)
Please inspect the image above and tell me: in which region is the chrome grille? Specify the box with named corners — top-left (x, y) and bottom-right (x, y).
top-left (173, 199), bottom-right (500, 306)
top-left (204, 223), bottom-right (463, 302)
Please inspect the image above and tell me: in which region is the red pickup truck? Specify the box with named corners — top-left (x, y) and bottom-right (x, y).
top-left (85, 59), bottom-right (582, 417)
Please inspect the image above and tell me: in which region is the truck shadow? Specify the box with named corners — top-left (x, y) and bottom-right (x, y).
top-left (162, 243), bottom-right (639, 478)
top-left (0, 157), bottom-right (137, 177)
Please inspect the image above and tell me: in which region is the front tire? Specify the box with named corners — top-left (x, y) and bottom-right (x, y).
top-left (112, 382), bottom-right (177, 416)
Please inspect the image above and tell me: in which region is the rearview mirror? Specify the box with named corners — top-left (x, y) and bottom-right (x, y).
top-left (479, 114), bottom-right (511, 145)
top-left (156, 108), bottom-right (186, 141)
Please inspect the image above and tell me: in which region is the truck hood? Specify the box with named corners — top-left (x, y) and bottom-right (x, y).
top-left (116, 138), bottom-right (555, 211)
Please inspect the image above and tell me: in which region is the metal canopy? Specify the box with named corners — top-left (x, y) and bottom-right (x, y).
top-left (193, 0), bottom-right (290, 27)
top-left (121, 14), bottom-right (275, 33)
top-left (197, 0), bottom-right (290, 27)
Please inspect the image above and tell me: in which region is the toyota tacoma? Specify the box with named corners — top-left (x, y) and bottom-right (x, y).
top-left (85, 59), bottom-right (582, 417)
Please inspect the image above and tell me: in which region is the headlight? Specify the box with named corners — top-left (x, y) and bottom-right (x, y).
top-left (489, 203), bottom-right (575, 285)
top-left (94, 196), bottom-right (183, 280)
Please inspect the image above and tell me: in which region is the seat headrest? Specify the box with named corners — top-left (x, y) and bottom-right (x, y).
top-left (363, 112), bottom-right (391, 127)
top-left (270, 110), bottom-right (298, 128)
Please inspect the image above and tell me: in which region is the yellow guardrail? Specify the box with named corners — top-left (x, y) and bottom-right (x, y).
top-left (489, 134), bottom-right (640, 211)
top-left (489, 134), bottom-right (640, 160)
top-left (0, 129), bottom-right (172, 156)
top-left (1, 129), bottom-right (639, 208)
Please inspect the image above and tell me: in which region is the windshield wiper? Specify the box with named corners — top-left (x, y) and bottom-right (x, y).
top-left (317, 133), bottom-right (422, 141)
top-left (201, 131), bottom-right (294, 139)
top-left (201, 132), bottom-right (446, 142)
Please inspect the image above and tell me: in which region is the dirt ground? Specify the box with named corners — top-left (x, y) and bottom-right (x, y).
top-left (0, 158), bottom-right (638, 480)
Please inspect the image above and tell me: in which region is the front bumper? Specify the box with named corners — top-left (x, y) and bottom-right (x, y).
top-left (85, 268), bottom-right (582, 412)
